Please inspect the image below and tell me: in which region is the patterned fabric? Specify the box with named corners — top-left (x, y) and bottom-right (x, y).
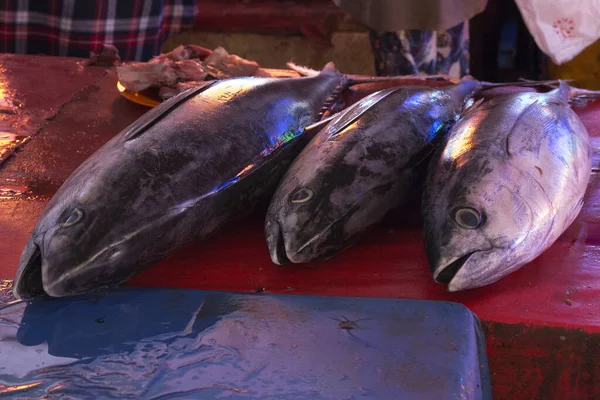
top-left (369, 21), bottom-right (470, 78)
top-left (0, 0), bottom-right (198, 61)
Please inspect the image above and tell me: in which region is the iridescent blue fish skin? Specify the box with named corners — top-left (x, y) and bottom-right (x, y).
top-left (265, 80), bottom-right (483, 264)
top-left (13, 68), bottom-right (347, 299)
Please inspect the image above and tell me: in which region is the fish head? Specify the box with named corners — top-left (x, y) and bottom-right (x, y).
top-left (265, 137), bottom-right (370, 264)
top-left (265, 168), bottom-right (334, 264)
top-left (13, 145), bottom-right (159, 299)
top-left (423, 152), bottom-right (541, 292)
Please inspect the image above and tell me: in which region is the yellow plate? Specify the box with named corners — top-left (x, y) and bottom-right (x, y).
top-left (117, 81), bottom-right (161, 108)
top-left (116, 69), bottom-right (303, 108)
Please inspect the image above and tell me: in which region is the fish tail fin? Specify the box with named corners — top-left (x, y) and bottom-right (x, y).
top-left (287, 61), bottom-right (340, 77)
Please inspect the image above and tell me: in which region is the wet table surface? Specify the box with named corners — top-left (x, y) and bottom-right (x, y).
top-left (1, 54), bottom-right (599, 331)
top-left (0, 289), bottom-right (492, 399)
top-left (1, 54), bottom-right (599, 399)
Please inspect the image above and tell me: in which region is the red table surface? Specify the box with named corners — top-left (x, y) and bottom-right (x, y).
top-left (0, 55), bottom-right (599, 399)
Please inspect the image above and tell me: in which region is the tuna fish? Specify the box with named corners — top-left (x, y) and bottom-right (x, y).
top-left (264, 77), bottom-right (553, 264)
top-left (14, 64), bottom-right (395, 299)
top-left (15, 62), bottom-right (459, 299)
top-left (422, 81), bottom-right (594, 291)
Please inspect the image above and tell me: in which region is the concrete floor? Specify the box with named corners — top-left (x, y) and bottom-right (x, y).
top-left (163, 32), bottom-right (376, 76)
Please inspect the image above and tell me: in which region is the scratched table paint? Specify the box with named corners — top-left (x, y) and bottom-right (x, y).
top-left (0, 54), bottom-right (599, 399)
top-left (0, 287), bottom-right (491, 399)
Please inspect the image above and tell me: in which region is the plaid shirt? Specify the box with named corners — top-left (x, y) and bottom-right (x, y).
top-left (0, 0), bottom-right (198, 61)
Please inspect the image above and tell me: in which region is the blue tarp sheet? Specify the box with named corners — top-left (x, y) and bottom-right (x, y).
top-left (0, 288), bottom-right (491, 399)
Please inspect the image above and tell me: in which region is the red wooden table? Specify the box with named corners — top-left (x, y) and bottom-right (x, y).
top-left (0, 54), bottom-right (599, 399)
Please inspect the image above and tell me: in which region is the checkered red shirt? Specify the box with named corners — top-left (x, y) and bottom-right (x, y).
top-left (0, 0), bottom-right (198, 61)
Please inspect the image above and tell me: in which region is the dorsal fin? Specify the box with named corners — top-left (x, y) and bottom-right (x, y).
top-left (286, 61), bottom-right (340, 77)
top-left (124, 80), bottom-right (217, 142)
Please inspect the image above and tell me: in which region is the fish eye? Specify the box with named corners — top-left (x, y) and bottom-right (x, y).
top-left (453, 207), bottom-right (483, 229)
top-left (60, 208), bottom-right (84, 227)
top-left (289, 188), bottom-right (313, 204)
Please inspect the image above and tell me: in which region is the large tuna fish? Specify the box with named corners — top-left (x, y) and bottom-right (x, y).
top-left (15, 63), bottom-right (411, 299)
top-left (422, 81), bottom-right (594, 291)
top-left (264, 78), bottom-right (548, 264)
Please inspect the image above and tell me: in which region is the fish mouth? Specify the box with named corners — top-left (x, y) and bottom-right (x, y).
top-left (433, 251), bottom-right (477, 286)
top-left (13, 243), bottom-right (46, 300)
top-left (14, 237), bottom-right (129, 299)
top-left (275, 227), bottom-right (292, 264)
top-left (267, 222), bottom-right (291, 265)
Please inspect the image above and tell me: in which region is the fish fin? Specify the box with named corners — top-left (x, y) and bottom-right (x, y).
top-left (460, 75), bottom-right (478, 82)
top-left (405, 118), bottom-right (456, 169)
top-left (506, 100), bottom-right (539, 157)
top-left (286, 61), bottom-right (341, 77)
top-left (324, 87), bottom-right (402, 141)
top-left (347, 74), bottom-right (456, 86)
top-left (124, 80), bottom-right (217, 142)
top-left (505, 99), bottom-right (564, 157)
top-left (479, 79), bottom-right (564, 91)
top-left (552, 80), bottom-right (572, 103)
top-left (514, 77), bottom-right (600, 104)
top-left (460, 97), bottom-right (485, 118)
top-left (286, 62), bottom-right (319, 77)
top-left (517, 77), bottom-right (575, 87)
top-left (288, 61), bottom-right (456, 87)
top-left (320, 61), bottom-right (339, 75)
top-left (555, 80), bottom-right (600, 104)
top-left (483, 76), bottom-right (600, 106)
top-left (302, 113), bottom-right (338, 134)
top-left (568, 198), bottom-right (585, 224)
top-left (318, 83), bottom-right (348, 119)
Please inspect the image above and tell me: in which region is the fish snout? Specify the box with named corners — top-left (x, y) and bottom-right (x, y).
top-left (41, 243), bottom-right (129, 298)
top-left (424, 225), bottom-right (490, 291)
top-left (265, 220), bottom-right (319, 264)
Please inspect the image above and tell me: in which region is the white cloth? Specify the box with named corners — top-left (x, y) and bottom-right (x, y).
top-left (515, 0), bottom-right (600, 65)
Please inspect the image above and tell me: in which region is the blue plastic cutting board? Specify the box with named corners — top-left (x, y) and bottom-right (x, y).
top-left (0, 288), bottom-right (491, 399)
